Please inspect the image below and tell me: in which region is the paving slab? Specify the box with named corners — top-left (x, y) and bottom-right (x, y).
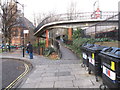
top-left (1, 43), bottom-right (103, 88)
top-left (36, 81), bottom-right (54, 88)
top-left (54, 81), bottom-right (74, 88)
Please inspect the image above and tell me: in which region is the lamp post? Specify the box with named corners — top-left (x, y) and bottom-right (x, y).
top-left (15, 1), bottom-right (25, 57)
top-left (93, 0), bottom-right (99, 12)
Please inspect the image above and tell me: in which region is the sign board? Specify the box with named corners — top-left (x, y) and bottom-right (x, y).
top-left (91, 8), bottom-right (101, 19)
top-left (24, 30), bottom-right (29, 34)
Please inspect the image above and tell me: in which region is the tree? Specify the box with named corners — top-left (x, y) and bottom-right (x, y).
top-left (72, 28), bottom-right (82, 39)
top-left (1, 0), bottom-right (19, 51)
top-left (36, 10), bottom-right (61, 27)
top-left (67, 1), bottom-right (77, 20)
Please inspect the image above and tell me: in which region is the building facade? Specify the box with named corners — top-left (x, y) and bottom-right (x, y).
top-left (11, 17), bottom-right (35, 46)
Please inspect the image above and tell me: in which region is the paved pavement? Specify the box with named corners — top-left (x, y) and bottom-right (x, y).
top-left (1, 44), bottom-right (103, 88)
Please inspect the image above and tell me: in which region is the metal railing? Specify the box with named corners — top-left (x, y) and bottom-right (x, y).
top-left (84, 14), bottom-right (118, 40)
top-left (34, 11), bottom-right (118, 33)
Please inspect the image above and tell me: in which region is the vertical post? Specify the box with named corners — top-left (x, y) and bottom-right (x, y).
top-left (68, 28), bottom-right (72, 40)
top-left (46, 30), bottom-right (49, 48)
top-left (16, 1), bottom-right (25, 57)
top-left (95, 25), bottom-right (97, 38)
top-left (22, 4), bottom-right (25, 57)
top-left (23, 30), bottom-right (24, 57)
top-left (38, 37), bottom-right (40, 55)
top-left (118, 1), bottom-right (120, 48)
top-left (40, 37), bottom-right (42, 55)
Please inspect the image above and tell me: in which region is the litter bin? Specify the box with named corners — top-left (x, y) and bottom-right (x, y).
top-left (99, 47), bottom-right (120, 89)
top-left (81, 43), bottom-right (94, 67)
top-left (87, 44), bottom-right (107, 82)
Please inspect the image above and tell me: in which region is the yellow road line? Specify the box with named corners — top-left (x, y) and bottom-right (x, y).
top-left (4, 62), bottom-right (30, 90)
top-left (9, 63), bottom-right (29, 88)
top-left (5, 63), bottom-right (29, 89)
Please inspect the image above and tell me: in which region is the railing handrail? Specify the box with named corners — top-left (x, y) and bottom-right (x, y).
top-left (34, 11), bottom-right (118, 33)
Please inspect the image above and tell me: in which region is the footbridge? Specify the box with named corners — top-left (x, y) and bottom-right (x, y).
top-left (34, 11), bottom-right (118, 37)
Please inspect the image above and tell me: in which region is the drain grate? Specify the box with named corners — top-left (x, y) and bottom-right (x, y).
top-left (55, 71), bottom-right (71, 76)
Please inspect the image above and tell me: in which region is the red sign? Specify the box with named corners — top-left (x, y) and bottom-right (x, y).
top-left (91, 8), bottom-right (102, 19)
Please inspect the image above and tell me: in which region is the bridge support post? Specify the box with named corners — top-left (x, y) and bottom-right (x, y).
top-left (46, 30), bottom-right (49, 48)
top-left (68, 28), bottom-right (72, 40)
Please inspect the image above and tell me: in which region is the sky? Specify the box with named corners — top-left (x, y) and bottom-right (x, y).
top-left (16, 0), bottom-right (120, 24)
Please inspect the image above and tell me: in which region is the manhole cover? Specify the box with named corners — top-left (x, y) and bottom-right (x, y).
top-left (55, 71), bottom-right (71, 76)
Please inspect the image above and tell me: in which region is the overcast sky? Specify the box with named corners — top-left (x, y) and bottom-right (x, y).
top-left (16, 0), bottom-right (120, 23)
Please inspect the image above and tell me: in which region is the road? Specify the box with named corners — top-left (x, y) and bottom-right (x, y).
top-left (2, 59), bottom-right (25, 89)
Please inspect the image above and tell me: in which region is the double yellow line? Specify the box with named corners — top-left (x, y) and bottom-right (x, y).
top-left (4, 62), bottom-right (30, 90)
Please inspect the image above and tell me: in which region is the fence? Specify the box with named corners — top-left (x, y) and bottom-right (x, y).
top-left (84, 14), bottom-right (118, 40)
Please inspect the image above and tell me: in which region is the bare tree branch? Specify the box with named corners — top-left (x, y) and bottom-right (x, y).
top-left (1, 0), bottom-right (20, 51)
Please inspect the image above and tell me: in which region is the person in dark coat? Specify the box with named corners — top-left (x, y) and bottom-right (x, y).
top-left (27, 42), bottom-right (33, 59)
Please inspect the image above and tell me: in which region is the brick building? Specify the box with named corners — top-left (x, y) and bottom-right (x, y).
top-left (11, 16), bottom-right (35, 46)
top-left (1, 0), bottom-right (36, 47)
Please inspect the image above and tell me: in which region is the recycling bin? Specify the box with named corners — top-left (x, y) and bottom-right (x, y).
top-left (99, 47), bottom-right (120, 89)
top-left (87, 44), bottom-right (107, 82)
top-left (81, 43), bottom-right (94, 67)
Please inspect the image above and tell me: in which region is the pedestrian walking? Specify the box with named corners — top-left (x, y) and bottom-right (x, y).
top-left (27, 42), bottom-right (33, 59)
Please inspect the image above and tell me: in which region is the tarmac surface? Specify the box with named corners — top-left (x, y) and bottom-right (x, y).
top-left (2, 59), bottom-right (25, 88)
top-left (1, 43), bottom-right (103, 88)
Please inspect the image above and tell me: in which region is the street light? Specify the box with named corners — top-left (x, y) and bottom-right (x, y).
top-left (93, 0), bottom-right (99, 12)
top-left (15, 1), bottom-right (25, 57)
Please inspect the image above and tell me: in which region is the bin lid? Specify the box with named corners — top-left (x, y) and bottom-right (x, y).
top-left (88, 44), bottom-right (107, 51)
top-left (81, 43), bottom-right (87, 49)
top-left (83, 43), bottom-right (94, 48)
top-left (115, 51), bottom-right (120, 56)
top-left (82, 43), bottom-right (87, 47)
top-left (81, 43), bottom-right (94, 49)
top-left (100, 47), bottom-right (120, 59)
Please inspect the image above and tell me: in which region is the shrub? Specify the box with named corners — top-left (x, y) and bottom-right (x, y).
top-left (43, 47), bottom-right (55, 56)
